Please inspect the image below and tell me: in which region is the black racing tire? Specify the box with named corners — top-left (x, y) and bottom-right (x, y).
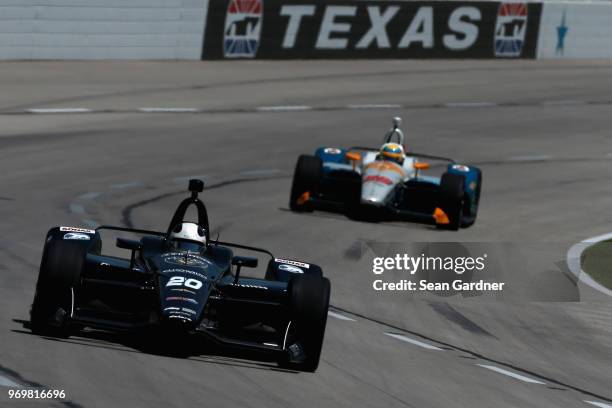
top-left (289, 155), bottom-right (322, 212)
top-left (30, 240), bottom-right (86, 337)
top-left (437, 173), bottom-right (465, 231)
top-left (461, 169), bottom-right (482, 228)
top-left (281, 275), bottom-right (330, 372)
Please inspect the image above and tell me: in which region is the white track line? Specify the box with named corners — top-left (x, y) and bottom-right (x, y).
top-left (585, 401), bottom-right (612, 408)
top-left (444, 102), bottom-right (497, 108)
top-left (347, 104), bottom-right (402, 109)
top-left (384, 332), bottom-right (443, 350)
top-left (328, 311), bottom-right (356, 321)
top-left (256, 105), bottom-right (312, 112)
top-left (138, 107), bottom-right (198, 113)
top-left (27, 108), bottom-right (92, 114)
top-left (567, 232), bottom-right (612, 298)
top-left (476, 364), bottom-right (546, 385)
top-left (0, 375), bottom-right (21, 388)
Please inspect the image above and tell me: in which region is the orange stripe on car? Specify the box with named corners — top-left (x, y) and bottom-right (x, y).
top-left (365, 161), bottom-right (405, 177)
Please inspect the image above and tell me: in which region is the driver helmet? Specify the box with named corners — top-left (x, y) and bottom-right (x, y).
top-left (169, 222), bottom-right (207, 251)
top-left (380, 143), bottom-right (405, 164)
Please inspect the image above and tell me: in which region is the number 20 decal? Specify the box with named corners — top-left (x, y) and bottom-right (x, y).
top-left (166, 276), bottom-right (203, 290)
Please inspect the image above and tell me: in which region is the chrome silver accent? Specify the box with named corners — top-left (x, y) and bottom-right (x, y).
top-left (383, 116), bottom-right (405, 146)
top-left (282, 320), bottom-right (292, 350)
top-left (70, 287), bottom-right (75, 318)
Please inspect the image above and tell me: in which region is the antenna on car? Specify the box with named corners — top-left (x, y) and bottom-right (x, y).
top-left (189, 179), bottom-right (204, 199)
top-left (384, 116), bottom-right (405, 147)
top-left (392, 116), bottom-right (402, 129)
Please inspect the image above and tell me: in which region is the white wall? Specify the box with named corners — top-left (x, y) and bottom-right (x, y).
top-left (0, 0), bottom-right (207, 59)
top-left (538, 2), bottom-right (612, 58)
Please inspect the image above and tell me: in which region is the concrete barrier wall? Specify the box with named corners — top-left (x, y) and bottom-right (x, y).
top-left (0, 0), bottom-right (208, 59)
top-left (0, 0), bottom-right (611, 60)
top-left (537, 2), bottom-right (612, 58)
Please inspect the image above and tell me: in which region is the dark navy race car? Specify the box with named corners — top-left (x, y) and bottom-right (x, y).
top-left (31, 180), bottom-right (330, 372)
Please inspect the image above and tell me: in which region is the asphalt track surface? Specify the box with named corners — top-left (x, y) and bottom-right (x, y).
top-left (1, 60), bottom-right (612, 408)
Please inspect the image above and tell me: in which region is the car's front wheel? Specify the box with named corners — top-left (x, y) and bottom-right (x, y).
top-left (30, 240), bottom-right (85, 337)
top-left (280, 275), bottom-right (330, 372)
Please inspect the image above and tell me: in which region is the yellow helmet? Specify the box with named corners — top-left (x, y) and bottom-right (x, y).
top-left (380, 143), bottom-right (404, 164)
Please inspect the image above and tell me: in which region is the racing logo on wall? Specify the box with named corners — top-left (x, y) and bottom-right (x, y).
top-left (223, 0), bottom-right (263, 58)
top-left (494, 2), bottom-right (528, 57)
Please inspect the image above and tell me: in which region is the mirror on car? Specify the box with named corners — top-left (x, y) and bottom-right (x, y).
top-left (116, 238), bottom-right (141, 251)
top-left (232, 256), bottom-right (258, 268)
top-left (346, 152), bottom-right (361, 162)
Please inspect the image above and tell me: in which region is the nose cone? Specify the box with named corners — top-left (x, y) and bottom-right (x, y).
top-left (361, 183), bottom-right (392, 206)
top-left (159, 275), bottom-right (211, 327)
top-left (361, 161), bottom-right (404, 206)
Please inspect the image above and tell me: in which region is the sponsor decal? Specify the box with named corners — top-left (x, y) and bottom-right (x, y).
top-left (169, 310), bottom-right (196, 317)
top-left (364, 175), bottom-right (393, 185)
top-left (60, 226), bottom-right (95, 234)
top-left (275, 258), bottom-right (310, 269)
top-left (224, 0), bottom-right (264, 58)
top-left (165, 296), bottom-right (199, 304)
top-left (166, 276), bottom-right (204, 290)
top-left (451, 164), bottom-right (470, 172)
top-left (556, 9), bottom-right (568, 56)
top-left (171, 288), bottom-right (197, 295)
top-left (232, 283), bottom-right (269, 289)
top-left (494, 2), bottom-right (528, 57)
top-left (278, 263), bottom-right (304, 274)
top-left (324, 147), bottom-right (342, 155)
top-left (162, 254), bottom-right (211, 269)
top-left (168, 315), bottom-right (193, 322)
top-left (161, 268), bottom-right (208, 279)
top-left (203, 1), bottom-right (541, 59)
top-left (365, 161), bottom-right (405, 176)
top-left (63, 232), bottom-right (91, 240)
top-left (162, 252), bottom-right (210, 261)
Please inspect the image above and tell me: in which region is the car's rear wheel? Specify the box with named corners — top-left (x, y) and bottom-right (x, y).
top-left (289, 155), bottom-right (322, 212)
top-left (30, 240), bottom-right (85, 337)
top-left (280, 275), bottom-right (330, 372)
top-left (437, 173), bottom-right (465, 231)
